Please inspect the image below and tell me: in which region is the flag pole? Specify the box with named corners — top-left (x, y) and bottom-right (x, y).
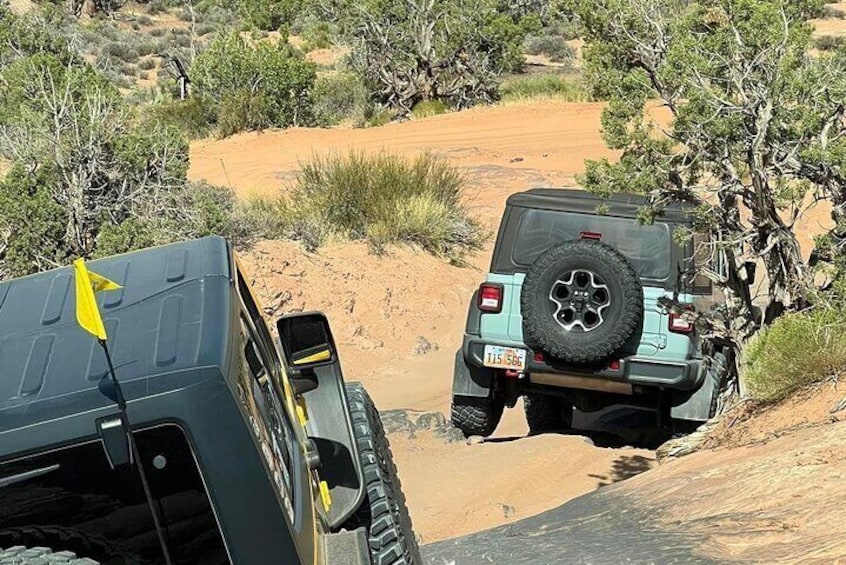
top-left (99, 339), bottom-right (174, 565)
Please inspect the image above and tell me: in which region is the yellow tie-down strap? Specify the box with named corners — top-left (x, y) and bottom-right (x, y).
top-left (296, 402), bottom-right (308, 427)
top-left (319, 480), bottom-right (332, 511)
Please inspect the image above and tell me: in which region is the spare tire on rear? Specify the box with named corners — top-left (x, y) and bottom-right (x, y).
top-left (520, 239), bottom-right (643, 364)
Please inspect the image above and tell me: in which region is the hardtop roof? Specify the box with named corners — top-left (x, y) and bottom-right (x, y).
top-left (506, 188), bottom-right (695, 223)
top-left (0, 236), bottom-right (234, 424)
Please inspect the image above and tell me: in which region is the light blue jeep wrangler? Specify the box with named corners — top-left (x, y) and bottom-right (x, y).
top-left (450, 189), bottom-right (732, 437)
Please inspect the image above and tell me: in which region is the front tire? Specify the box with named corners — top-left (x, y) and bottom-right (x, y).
top-left (345, 383), bottom-right (421, 565)
top-left (524, 394), bottom-right (574, 433)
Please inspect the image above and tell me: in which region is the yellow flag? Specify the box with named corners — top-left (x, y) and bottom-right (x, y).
top-left (73, 258), bottom-right (122, 341)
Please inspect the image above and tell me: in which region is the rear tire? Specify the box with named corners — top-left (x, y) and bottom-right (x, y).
top-left (0, 545), bottom-right (99, 564)
top-left (450, 395), bottom-right (504, 438)
top-left (524, 394), bottom-right (574, 433)
top-left (345, 383), bottom-right (421, 565)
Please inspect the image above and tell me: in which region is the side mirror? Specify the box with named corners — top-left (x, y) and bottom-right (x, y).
top-left (744, 260), bottom-right (757, 286)
top-left (277, 312), bottom-right (338, 392)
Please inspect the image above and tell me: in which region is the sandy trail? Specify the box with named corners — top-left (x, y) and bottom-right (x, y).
top-left (190, 101), bottom-right (664, 542)
top-left (190, 98), bottom-right (836, 545)
top-left (188, 101), bottom-right (616, 205)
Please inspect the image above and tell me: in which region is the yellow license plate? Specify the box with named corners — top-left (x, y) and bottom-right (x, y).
top-left (483, 345), bottom-right (527, 370)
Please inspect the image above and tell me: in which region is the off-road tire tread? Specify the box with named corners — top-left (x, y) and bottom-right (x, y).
top-left (346, 383), bottom-right (421, 565)
top-left (0, 544), bottom-right (98, 564)
top-left (450, 396), bottom-right (504, 438)
top-left (521, 239), bottom-right (643, 364)
top-left (524, 394), bottom-right (574, 433)
top-left (0, 527), bottom-right (142, 565)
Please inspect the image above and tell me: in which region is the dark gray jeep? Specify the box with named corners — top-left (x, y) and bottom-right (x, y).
top-left (451, 189), bottom-right (736, 438)
top-left (0, 236), bottom-right (420, 565)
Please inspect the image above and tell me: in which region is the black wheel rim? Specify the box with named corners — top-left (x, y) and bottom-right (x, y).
top-left (548, 269), bottom-right (610, 333)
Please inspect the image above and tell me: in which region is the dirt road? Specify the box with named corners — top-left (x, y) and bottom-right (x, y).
top-left (425, 384), bottom-right (846, 563)
top-left (189, 98), bottom-right (839, 549)
top-left (189, 101), bottom-right (661, 543)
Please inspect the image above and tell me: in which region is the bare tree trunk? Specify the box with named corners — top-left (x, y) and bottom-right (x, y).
top-left (80, 0), bottom-right (96, 18)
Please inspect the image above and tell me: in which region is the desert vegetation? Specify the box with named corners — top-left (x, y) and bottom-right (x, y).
top-left (0, 0), bottom-right (505, 276)
top-left (244, 151), bottom-right (486, 261)
top-left (2, 0), bottom-right (585, 138)
top-left (6, 0), bottom-right (846, 407)
top-left (572, 0), bottom-right (846, 403)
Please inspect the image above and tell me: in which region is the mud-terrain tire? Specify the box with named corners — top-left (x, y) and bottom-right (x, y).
top-left (0, 527), bottom-right (141, 565)
top-left (521, 239), bottom-right (643, 364)
top-left (524, 394), bottom-right (574, 433)
top-left (450, 395), bottom-right (504, 438)
top-left (345, 383), bottom-right (421, 565)
top-left (0, 545), bottom-right (99, 564)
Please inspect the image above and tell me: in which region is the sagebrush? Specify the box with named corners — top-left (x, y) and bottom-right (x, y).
top-left (500, 72), bottom-right (591, 102)
top-left (254, 152), bottom-right (487, 259)
top-left (744, 306), bottom-right (846, 403)
top-left (190, 32), bottom-right (317, 136)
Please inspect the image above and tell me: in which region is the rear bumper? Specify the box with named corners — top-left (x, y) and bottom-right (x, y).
top-left (462, 335), bottom-right (703, 392)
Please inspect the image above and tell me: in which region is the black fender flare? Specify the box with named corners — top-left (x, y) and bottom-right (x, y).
top-left (451, 347), bottom-right (495, 398)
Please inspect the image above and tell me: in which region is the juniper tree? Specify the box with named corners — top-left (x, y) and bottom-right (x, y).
top-left (570, 0), bottom-right (846, 358)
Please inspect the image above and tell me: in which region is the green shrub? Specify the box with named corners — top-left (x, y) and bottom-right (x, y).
top-left (0, 53), bottom-right (259, 277)
top-left (240, 0), bottom-right (302, 31)
top-left (172, 33), bottom-right (193, 48)
top-left (138, 57), bottom-right (157, 70)
top-left (411, 100), bottom-right (449, 118)
top-left (820, 5), bottom-right (846, 19)
top-left (136, 38), bottom-right (159, 57)
top-left (523, 34), bottom-right (574, 63)
top-left (500, 72), bottom-right (591, 102)
top-left (544, 17), bottom-right (580, 41)
top-left (152, 96), bottom-right (217, 138)
top-left (300, 19), bottom-right (333, 51)
top-left (366, 108), bottom-right (395, 127)
top-left (196, 21), bottom-right (216, 36)
top-left (0, 164), bottom-right (69, 276)
top-left (217, 89), bottom-right (273, 136)
top-left (96, 182), bottom-right (257, 256)
top-left (191, 32), bottom-right (317, 135)
top-left (814, 35), bottom-right (846, 51)
top-left (744, 306), bottom-right (846, 403)
top-left (343, 0), bottom-right (530, 113)
top-left (311, 72), bottom-right (369, 126)
top-left (0, 4), bottom-right (77, 67)
top-left (239, 193), bottom-right (292, 239)
top-left (282, 151), bottom-right (487, 259)
top-left (146, 0), bottom-right (169, 15)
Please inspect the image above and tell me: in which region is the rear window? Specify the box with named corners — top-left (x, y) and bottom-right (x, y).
top-left (513, 209), bottom-right (673, 280)
top-left (0, 424), bottom-right (229, 565)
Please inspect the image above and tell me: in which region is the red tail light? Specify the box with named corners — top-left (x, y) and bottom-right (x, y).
top-left (533, 351), bottom-right (544, 363)
top-left (608, 360), bottom-right (620, 371)
top-left (669, 305), bottom-right (695, 333)
top-left (478, 283), bottom-right (504, 313)
top-left (580, 231), bottom-right (602, 240)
